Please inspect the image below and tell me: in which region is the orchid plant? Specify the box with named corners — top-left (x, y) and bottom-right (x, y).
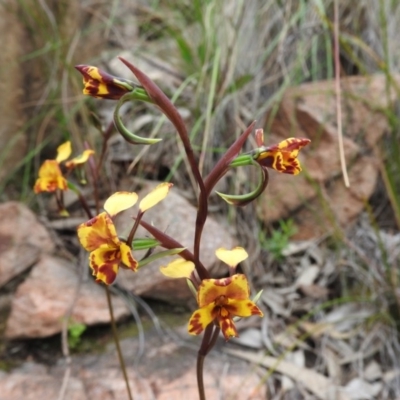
top-left (35, 57), bottom-right (310, 400)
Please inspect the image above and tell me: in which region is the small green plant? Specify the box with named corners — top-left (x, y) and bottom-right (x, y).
top-left (260, 219), bottom-right (298, 261)
top-left (68, 322), bottom-right (87, 350)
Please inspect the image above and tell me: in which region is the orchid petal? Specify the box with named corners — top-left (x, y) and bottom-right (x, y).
top-left (89, 247), bottom-right (119, 285)
top-left (215, 247), bottom-right (248, 268)
top-left (188, 302), bottom-right (215, 336)
top-left (218, 316), bottom-right (239, 340)
top-left (77, 212), bottom-right (120, 252)
top-left (65, 149), bottom-right (94, 168)
top-left (224, 298), bottom-right (263, 317)
top-left (139, 183), bottom-right (173, 212)
top-left (198, 275), bottom-right (250, 308)
top-left (119, 242), bottom-right (138, 271)
top-left (103, 191), bottom-right (138, 217)
top-left (56, 141), bottom-right (72, 163)
top-left (160, 258), bottom-right (195, 278)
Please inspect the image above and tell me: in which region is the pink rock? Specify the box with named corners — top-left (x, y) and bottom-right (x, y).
top-left (0, 363), bottom-right (86, 400)
top-left (5, 256), bottom-right (129, 339)
top-left (0, 202), bottom-right (54, 287)
top-left (155, 366), bottom-right (266, 399)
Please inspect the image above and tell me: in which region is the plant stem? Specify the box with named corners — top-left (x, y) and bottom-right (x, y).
top-left (76, 191), bottom-right (93, 219)
top-left (97, 120), bottom-right (114, 172)
top-left (205, 326), bottom-right (220, 355)
top-left (196, 353), bottom-right (206, 400)
top-left (105, 286), bottom-right (134, 400)
top-left (196, 324), bottom-right (214, 400)
top-left (126, 211), bottom-right (143, 247)
top-left (196, 325), bottom-right (221, 400)
top-left (333, 0), bottom-right (350, 188)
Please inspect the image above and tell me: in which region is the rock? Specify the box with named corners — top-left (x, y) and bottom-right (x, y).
top-left (0, 333), bottom-right (266, 400)
top-left (156, 366), bottom-right (266, 400)
top-left (258, 114), bottom-right (359, 223)
top-left (0, 360), bottom-right (154, 400)
top-left (5, 256), bottom-right (129, 339)
top-left (114, 182), bottom-right (235, 302)
top-left (0, 202), bottom-right (54, 287)
top-left (0, 362), bottom-right (87, 400)
top-left (292, 156), bottom-right (378, 240)
top-left (258, 75), bottom-right (393, 238)
top-left (77, 366), bottom-right (154, 400)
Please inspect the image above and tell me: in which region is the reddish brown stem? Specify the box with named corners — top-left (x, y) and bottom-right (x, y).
top-left (118, 57), bottom-right (209, 279)
top-left (138, 219), bottom-right (206, 270)
top-left (77, 192), bottom-right (93, 219)
top-left (196, 324), bottom-right (214, 400)
top-left (126, 211), bottom-right (143, 247)
top-left (97, 120), bottom-right (115, 172)
top-left (204, 121), bottom-right (256, 196)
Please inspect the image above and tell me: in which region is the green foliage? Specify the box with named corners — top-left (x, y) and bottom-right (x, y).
top-left (68, 322), bottom-right (87, 350)
top-left (260, 219), bottom-right (298, 261)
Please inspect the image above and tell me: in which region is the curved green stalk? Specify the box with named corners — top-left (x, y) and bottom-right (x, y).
top-left (114, 93), bottom-right (162, 145)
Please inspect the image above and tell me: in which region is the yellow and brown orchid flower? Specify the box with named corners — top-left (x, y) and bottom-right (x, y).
top-left (77, 192), bottom-right (139, 285)
top-left (161, 247), bottom-right (262, 340)
top-left (188, 247), bottom-right (262, 340)
top-left (34, 141), bottom-right (71, 193)
top-left (34, 160), bottom-right (68, 193)
top-left (34, 141), bottom-right (94, 194)
top-left (218, 130), bottom-right (310, 206)
top-left (253, 129), bottom-right (310, 175)
top-left (77, 183), bottom-right (173, 285)
top-left (188, 274), bottom-right (263, 340)
top-left (75, 65), bottom-right (138, 100)
top-left (75, 63), bottom-right (160, 145)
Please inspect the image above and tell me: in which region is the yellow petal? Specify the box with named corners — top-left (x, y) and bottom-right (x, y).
top-left (215, 247), bottom-right (248, 268)
top-left (225, 298), bottom-right (263, 318)
top-left (119, 242), bottom-right (138, 271)
top-left (89, 247), bottom-right (120, 285)
top-left (77, 212), bottom-right (120, 252)
top-left (56, 141), bottom-right (72, 163)
top-left (139, 183), bottom-right (173, 212)
top-left (198, 274), bottom-right (250, 308)
top-left (65, 149), bottom-right (94, 168)
top-left (160, 259), bottom-right (195, 278)
top-left (104, 191), bottom-right (138, 217)
top-left (188, 302), bottom-right (215, 336)
top-left (218, 316), bottom-right (239, 340)
top-left (223, 274), bottom-right (251, 300)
